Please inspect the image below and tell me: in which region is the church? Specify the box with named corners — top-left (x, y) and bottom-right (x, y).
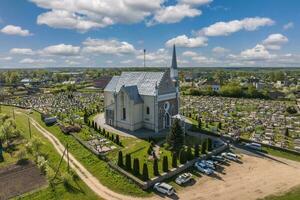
top-left (104, 45), bottom-right (180, 133)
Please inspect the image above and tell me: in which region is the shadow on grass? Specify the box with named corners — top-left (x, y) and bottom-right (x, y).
top-left (16, 158), bottom-right (30, 166)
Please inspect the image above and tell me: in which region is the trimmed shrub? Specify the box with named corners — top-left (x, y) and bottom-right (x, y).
top-left (125, 154), bottom-right (131, 170)
top-left (194, 144), bottom-right (200, 158)
top-left (142, 163), bottom-right (149, 181)
top-left (153, 159), bottom-right (159, 176)
top-left (172, 152), bottom-right (177, 168)
top-left (207, 138), bottom-right (213, 152)
top-left (179, 149), bottom-right (186, 164)
top-left (133, 158), bottom-right (140, 175)
top-left (117, 151), bottom-right (123, 167)
top-left (162, 156), bottom-right (168, 172)
top-left (187, 146), bottom-right (193, 161)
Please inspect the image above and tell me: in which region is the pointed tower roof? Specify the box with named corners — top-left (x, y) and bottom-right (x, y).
top-left (171, 44), bottom-right (178, 69)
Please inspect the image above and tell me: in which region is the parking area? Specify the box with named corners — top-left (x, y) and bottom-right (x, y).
top-left (171, 153), bottom-right (300, 200)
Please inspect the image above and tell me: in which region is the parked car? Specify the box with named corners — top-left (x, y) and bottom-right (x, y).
top-left (211, 155), bottom-right (226, 163)
top-left (245, 142), bottom-right (262, 151)
top-left (175, 173), bottom-right (192, 185)
top-left (200, 160), bottom-right (216, 170)
top-left (195, 161), bottom-right (213, 175)
top-left (221, 152), bottom-right (238, 161)
top-left (153, 182), bottom-right (175, 196)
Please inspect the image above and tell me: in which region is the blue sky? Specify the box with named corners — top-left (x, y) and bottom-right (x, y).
top-left (0, 0), bottom-right (299, 68)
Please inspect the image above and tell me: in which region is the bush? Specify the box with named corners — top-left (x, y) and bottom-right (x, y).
top-left (201, 140), bottom-right (207, 154)
top-left (172, 152), bottom-right (177, 168)
top-left (142, 163), bottom-right (149, 181)
top-left (153, 159), bottom-right (159, 176)
top-left (115, 135), bottom-right (120, 145)
top-left (125, 154), bottom-right (131, 170)
top-left (162, 156), bottom-right (168, 172)
top-left (117, 151), bottom-right (123, 167)
top-left (133, 158), bottom-right (140, 176)
top-left (207, 138), bottom-right (213, 152)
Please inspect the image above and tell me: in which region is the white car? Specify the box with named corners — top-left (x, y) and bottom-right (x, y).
top-left (221, 152), bottom-right (238, 161)
top-left (175, 173), bottom-right (192, 185)
top-left (154, 182), bottom-right (175, 196)
top-left (195, 161), bottom-right (213, 175)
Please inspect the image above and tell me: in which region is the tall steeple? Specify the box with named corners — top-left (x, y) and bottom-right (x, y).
top-left (170, 44), bottom-right (178, 82)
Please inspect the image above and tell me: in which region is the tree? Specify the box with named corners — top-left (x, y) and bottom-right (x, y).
top-left (162, 156), bottom-right (168, 172)
top-left (207, 138), bottom-right (213, 152)
top-left (172, 152), bottom-right (177, 168)
top-left (153, 158), bottom-right (159, 176)
top-left (118, 151), bottom-right (123, 167)
top-left (186, 146), bottom-right (193, 161)
top-left (179, 149), bottom-right (186, 164)
top-left (194, 144), bottom-right (200, 158)
top-left (166, 119), bottom-right (184, 151)
top-left (125, 154), bottom-right (131, 170)
top-left (133, 158), bottom-right (140, 175)
top-left (142, 163), bottom-right (149, 180)
top-left (218, 122), bottom-right (222, 130)
top-left (285, 128), bottom-right (289, 138)
top-left (201, 140), bottom-right (207, 154)
top-left (198, 118), bottom-right (202, 129)
top-left (115, 135), bottom-right (120, 145)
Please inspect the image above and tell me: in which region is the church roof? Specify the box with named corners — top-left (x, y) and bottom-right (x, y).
top-left (104, 71), bottom-right (165, 96)
top-left (120, 85), bottom-right (144, 104)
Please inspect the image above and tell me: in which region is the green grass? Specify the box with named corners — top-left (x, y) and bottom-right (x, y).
top-left (1, 106), bottom-right (100, 200)
top-left (260, 185), bottom-right (300, 200)
top-left (28, 109), bottom-right (150, 197)
top-left (263, 147), bottom-right (300, 163)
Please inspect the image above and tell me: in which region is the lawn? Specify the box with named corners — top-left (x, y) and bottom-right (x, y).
top-left (1, 106), bottom-right (100, 200)
top-left (260, 185), bottom-right (300, 200)
top-left (28, 108), bottom-right (150, 197)
top-left (263, 147), bottom-right (300, 163)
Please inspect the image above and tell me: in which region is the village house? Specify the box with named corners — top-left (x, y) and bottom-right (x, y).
top-left (104, 45), bottom-right (180, 133)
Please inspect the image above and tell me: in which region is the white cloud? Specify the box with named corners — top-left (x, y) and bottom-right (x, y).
top-left (121, 59), bottom-right (133, 64)
top-left (0, 56), bottom-right (12, 61)
top-left (149, 4), bottom-right (201, 25)
top-left (19, 58), bottom-right (55, 64)
top-left (10, 48), bottom-right (35, 55)
top-left (30, 0), bottom-right (165, 32)
top-left (283, 22), bottom-right (294, 30)
top-left (199, 17), bottom-right (275, 37)
top-left (240, 44), bottom-right (275, 61)
top-left (82, 38), bottom-right (136, 55)
top-left (179, 0), bottom-right (213, 6)
top-left (212, 46), bottom-right (229, 54)
top-left (136, 48), bottom-right (169, 65)
top-left (192, 55), bottom-right (217, 64)
top-left (262, 33), bottom-right (288, 50)
top-left (165, 35), bottom-right (208, 48)
top-left (0, 25), bottom-right (32, 36)
top-left (41, 44), bottom-right (80, 56)
top-left (182, 51), bottom-right (198, 57)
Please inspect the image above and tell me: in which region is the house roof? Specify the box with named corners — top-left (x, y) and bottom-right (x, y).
top-left (104, 71), bottom-right (165, 96)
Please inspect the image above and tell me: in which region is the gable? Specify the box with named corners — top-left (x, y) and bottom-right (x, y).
top-left (157, 70), bottom-right (177, 95)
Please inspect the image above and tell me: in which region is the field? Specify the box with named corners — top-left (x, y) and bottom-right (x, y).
top-left (261, 186), bottom-right (300, 200)
top-left (0, 106), bottom-right (100, 200)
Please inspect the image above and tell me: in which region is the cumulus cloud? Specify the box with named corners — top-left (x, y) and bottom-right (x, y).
top-left (179, 0), bottom-right (213, 6)
top-left (182, 51), bottom-right (198, 57)
top-left (19, 58), bottom-right (55, 64)
top-left (283, 22), bottom-right (294, 30)
top-left (41, 44), bottom-right (80, 56)
top-left (149, 4), bottom-right (201, 25)
top-left (165, 35), bottom-right (208, 48)
top-left (0, 25), bottom-right (33, 36)
top-left (212, 46), bottom-right (229, 54)
top-left (262, 33), bottom-right (288, 50)
top-left (199, 17), bottom-right (275, 37)
top-left (82, 38), bottom-right (136, 55)
top-left (0, 56), bottom-right (12, 61)
top-left (240, 44), bottom-right (275, 60)
top-left (10, 48), bottom-right (35, 55)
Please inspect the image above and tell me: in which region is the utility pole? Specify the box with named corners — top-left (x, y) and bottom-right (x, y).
top-left (28, 117), bottom-right (32, 139)
top-left (143, 49), bottom-right (146, 68)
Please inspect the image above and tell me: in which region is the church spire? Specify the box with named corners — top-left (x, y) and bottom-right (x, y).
top-left (171, 44), bottom-right (178, 70)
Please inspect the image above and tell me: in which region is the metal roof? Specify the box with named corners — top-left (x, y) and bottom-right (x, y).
top-left (104, 71), bottom-right (165, 96)
top-left (120, 85), bottom-right (144, 104)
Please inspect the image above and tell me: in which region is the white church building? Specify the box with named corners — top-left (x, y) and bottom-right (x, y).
top-left (104, 45), bottom-right (180, 133)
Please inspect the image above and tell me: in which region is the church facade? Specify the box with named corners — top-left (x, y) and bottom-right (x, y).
top-left (104, 45), bottom-right (179, 133)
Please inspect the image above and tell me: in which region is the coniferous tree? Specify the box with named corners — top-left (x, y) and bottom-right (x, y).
top-left (201, 140), bottom-right (207, 154)
top-left (179, 149), bottom-right (186, 164)
top-left (172, 152), bottom-right (177, 168)
top-left (133, 158), bottom-right (140, 175)
top-left (118, 151), bottom-right (123, 167)
top-left (198, 118), bottom-right (202, 129)
top-left (115, 135), bottom-right (120, 145)
top-left (125, 154), bottom-right (131, 170)
top-left (142, 163), bottom-right (149, 180)
top-left (194, 144), bottom-right (200, 158)
top-left (162, 156), bottom-right (168, 172)
top-left (153, 158), bottom-right (159, 176)
top-left (207, 138), bottom-right (213, 152)
top-left (166, 119), bottom-right (184, 151)
top-left (187, 146), bottom-right (193, 161)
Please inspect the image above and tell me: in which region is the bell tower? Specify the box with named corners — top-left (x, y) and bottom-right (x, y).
top-left (170, 44), bottom-right (178, 83)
